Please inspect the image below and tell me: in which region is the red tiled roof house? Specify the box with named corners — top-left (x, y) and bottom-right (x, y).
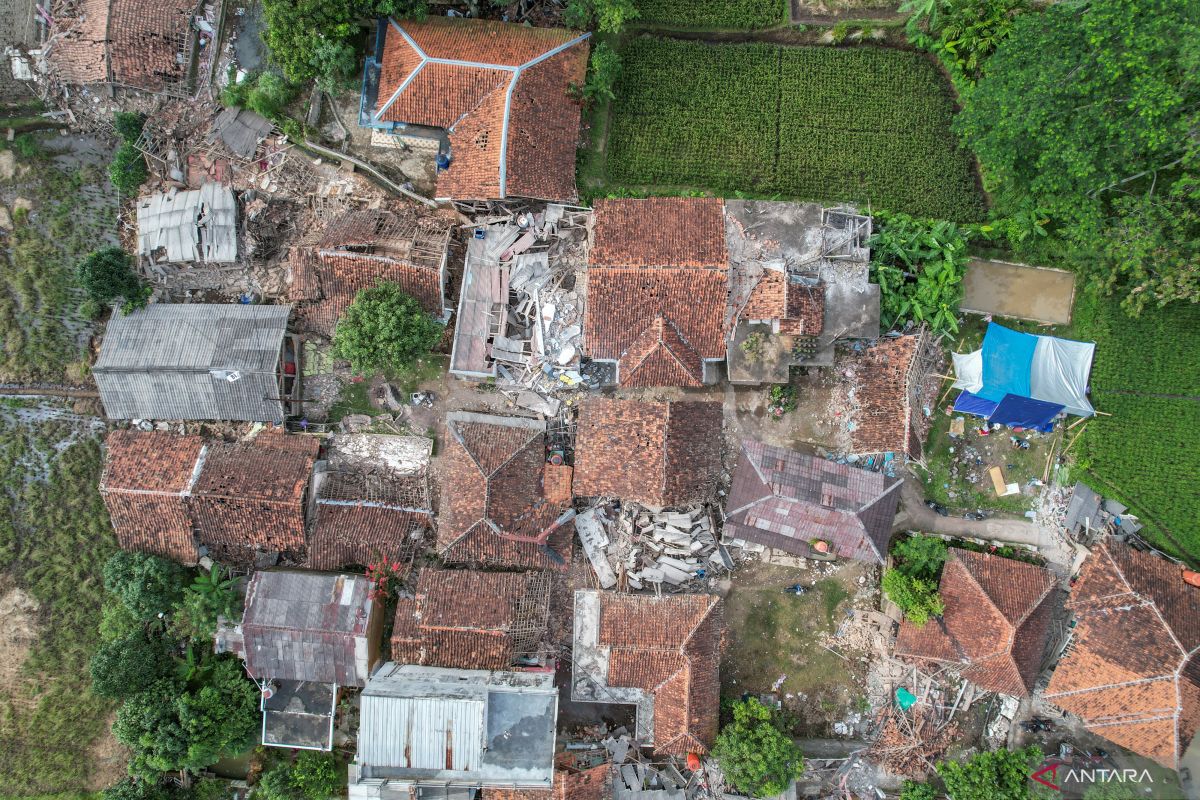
top-left (574, 398), bottom-right (724, 508)
top-left (362, 17), bottom-right (589, 202)
top-left (1044, 543), bottom-right (1200, 769)
top-left (848, 329), bottom-right (943, 459)
top-left (100, 430), bottom-right (206, 564)
top-left (391, 568), bottom-right (550, 670)
top-left (437, 411), bottom-right (573, 570)
top-left (724, 439), bottom-right (902, 563)
top-left (584, 198), bottom-right (730, 387)
top-left (46, 0), bottom-right (204, 92)
top-left (894, 548), bottom-right (1059, 696)
top-left (573, 590), bottom-right (724, 756)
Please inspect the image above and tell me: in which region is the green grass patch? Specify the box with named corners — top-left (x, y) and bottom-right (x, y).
top-left (815, 578), bottom-right (850, 626)
top-left (596, 37), bottom-right (985, 221)
top-left (632, 0), bottom-right (788, 29)
top-left (328, 379), bottom-right (381, 421)
top-left (0, 406), bottom-right (117, 795)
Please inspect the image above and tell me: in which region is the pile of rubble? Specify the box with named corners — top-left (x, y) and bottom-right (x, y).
top-left (601, 733), bottom-right (715, 800)
top-left (576, 504), bottom-right (735, 591)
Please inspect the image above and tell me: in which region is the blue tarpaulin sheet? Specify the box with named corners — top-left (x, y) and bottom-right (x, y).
top-left (978, 323), bottom-right (1038, 403)
top-left (990, 393), bottom-right (1063, 432)
top-left (953, 390), bottom-right (998, 418)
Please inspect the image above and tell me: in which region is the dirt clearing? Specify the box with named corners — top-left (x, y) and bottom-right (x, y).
top-left (962, 259), bottom-right (1076, 325)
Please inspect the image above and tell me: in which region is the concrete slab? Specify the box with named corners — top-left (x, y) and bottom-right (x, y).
top-left (962, 259), bottom-right (1075, 325)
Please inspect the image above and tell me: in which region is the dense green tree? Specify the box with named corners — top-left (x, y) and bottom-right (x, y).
top-left (955, 0), bottom-right (1200, 312)
top-left (311, 38), bottom-right (360, 94)
top-left (102, 551), bottom-right (188, 622)
top-left (114, 678), bottom-right (192, 779)
top-left (77, 246), bottom-right (148, 311)
top-left (108, 143), bottom-right (149, 195)
top-left (582, 43), bottom-right (622, 104)
top-left (712, 698), bottom-right (804, 797)
top-left (252, 752), bottom-right (341, 800)
top-left (892, 535), bottom-right (948, 581)
top-left (171, 565), bottom-right (242, 640)
top-left (332, 281), bottom-right (443, 375)
top-left (89, 633), bottom-right (176, 699)
top-left (113, 112), bottom-right (146, 142)
top-left (899, 780), bottom-right (939, 800)
top-left (882, 569), bottom-right (944, 627)
top-left (936, 746), bottom-right (1043, 800)
top-left (101, 777), bottom-right (177, 800)
top-left (562, 0), bottom-right (639, 32)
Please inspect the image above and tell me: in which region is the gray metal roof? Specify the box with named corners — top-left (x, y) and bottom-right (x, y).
top-left (209, 106), bottom-right (274, 160)
top-left (356, 664), bottom-right (556, 788)
top-left (137, 183), bottom-right (239, 263)
top-left (94, 303), bottom-right (291, 422)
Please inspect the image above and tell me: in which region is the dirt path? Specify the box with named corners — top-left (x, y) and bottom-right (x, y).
top-left (893, 474), bottom-right (1074, 570)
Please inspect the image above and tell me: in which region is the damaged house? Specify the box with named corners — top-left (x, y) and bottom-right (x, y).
top-left (361, 17), bottom-right (589, 203)
top-left (289, 209), bottom-right (452, 337)
top-left (349, 664), bottom-right (558, 798)
top-left (574, 398), bottom-right (724, 508)
top-left (308, 434), bottom-right (433, 571)
top-left (137, 183), bottom-right (238, 265)
top-left (584, 198), bottom-right (729, 387)
top-left (45, 0), bottom-right (203, 93)
top-left (846, 329), bottom-right (943, 460)
top-left (724, 439), bottom-right (902, 563)
top-left (219, 570), bottom-right (382, 751)
top-left (1044, 543), bottom-right (1200, 769)
top-left (726, 201), bottom-right (880, 383)
top-left (573, 590), bottom-right (723, 756)
top-left (93, 304), bottom-right (300, 423)
top-left (391, 568), bottom-right (551, 670)
top-left (893, 548), bottom-right (1059, 696)
top-left (437, 411), bottom-right (573, 571)
top-left (100, 429), bottom-right (318, 565)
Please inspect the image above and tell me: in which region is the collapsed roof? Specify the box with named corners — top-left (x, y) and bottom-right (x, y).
top-left (1045, 543), bottom-right (1200, 769)
top-left (137, 183), bottom-right (238, 263)
top-left (367, 17), bottom-right (590, 202)
top-left (894, 548), bottom-right (1059, 696)
top-left (724, 439), bottom-right (902, 563)
top-left (573, 590), bottom-right (724, 756)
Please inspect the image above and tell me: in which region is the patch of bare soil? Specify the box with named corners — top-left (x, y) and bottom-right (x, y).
top-left (790, 0), bottom-right (904, 22)
top-left (0, 581), bottom-right (39, 696)
top-left (85, 712), bottom-right (129, 791)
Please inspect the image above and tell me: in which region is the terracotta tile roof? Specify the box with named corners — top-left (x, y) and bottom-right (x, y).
top-left (374, 18), bottom-right (588, 202)
top-left (585, 198), bottom-right (729, 386)
top-left (1044, 543), bottom-right (1200, 768)
top-left (436, 413), bottom-right (571, 570)
top-left (308, 492), bottom-right (431, 571)
top-left (849, 332), bottom-right (940, 458)
top-left (591, 198), bottom-right (727, 268)
top-left (49, 0), bottom-right (196, 89)
top-left (894, 549), bottom-right (1058, 697)
top-left (595, 592), bottom-right (724, 755)
top-left (189, 434), bottom-right (318, 564)
top-left (724, 440), bottom-right (901, 563)
top-left (390, 568), bottom-right (549, 670)
top-left (741, 270), bottom-right (786, 320)
top-left (574, 399), bottom-right (723, 507)
top-left (782, 281), bottom-right (825, 336)
top-left (100, 430), bottom-right (204, 563)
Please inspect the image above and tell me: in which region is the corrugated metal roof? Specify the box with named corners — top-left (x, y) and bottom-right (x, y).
top-left (94, 304), bottom-right (290, 422)
top-left (360, 694), bottom-right (485, 771)
top-left (137, 182), bottom-right (239, 263)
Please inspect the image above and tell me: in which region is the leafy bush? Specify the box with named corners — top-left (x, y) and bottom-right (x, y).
top-left (892, 534), bottom-right (947, 581)
top-left (882, 569), bottom-right (944, 627)
top-left (109, 142), bottom-right (148, 195)
top-left (582, 42), bottom-right (622, 104)
top-left (603, 38), bottom-right (984, 220)
top-left (78, 246), bottom-right (149, 312)
top-left (252, 752), bottom-right (340, 800)
top-left (11, 133), bottom-right (43, 159)
top-left (713, 697), bottom-right (804, 797)
top-left (224, 72), bottom-right (300, 120)
top-left (899, 780), bottom-right (938, 800)
top-left (113, 112), bottom-right (147, 141)
top-left (332, 281), bottom-right (443, 376)
top-left (89, 633), bottom-right (176, 699)
top-left (766, 384), bottom-right (797, 418)
top-left (311, 37), bottom-right (360, 94)
top-left (936, 746), bottom-right (1043, 800)
top-left (172, 565), bottom-right (242, 640)
top-left (564, 0), bottom-right (640, 32)
top-left (102, 551), bottom-right (189, 622)
top-left (868, 214), bottom-right (969, 334)
top-left (102, 777), bottom-right (178, 800)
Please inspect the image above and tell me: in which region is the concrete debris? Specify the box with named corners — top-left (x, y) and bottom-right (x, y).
top-left (578, 503), bottom-right (737, 592)
top-left (600, 734), bottom-right (712, 800)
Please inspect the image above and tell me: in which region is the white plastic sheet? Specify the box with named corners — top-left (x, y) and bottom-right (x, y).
top-left (951, 349), bottom-right (984, 393)
top-left (1031, 336), bottom-right (1096, 417)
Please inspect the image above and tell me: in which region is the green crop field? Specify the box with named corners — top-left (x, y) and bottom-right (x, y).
top-left (1073, 294), bottom-right (1200, 562)
top-left (633, 0), bottom-right (788, 29)
top-left (595, 38), bottom-right (986, 221)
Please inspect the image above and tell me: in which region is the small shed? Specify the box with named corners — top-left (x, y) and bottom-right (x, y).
top-left (93, 304), bottom-right (299, 423)
top-left (137, 182), bottom-right (238, 263)
top-left (350, 664), bottom-right (557, 796)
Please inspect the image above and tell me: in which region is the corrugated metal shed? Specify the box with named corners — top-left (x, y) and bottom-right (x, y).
top-left (356, 664), bottom-right (556, 789)
top-left (93, 303), bottom-right (291, 422)
top-left (137, 182), bottom-right (238, 263)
